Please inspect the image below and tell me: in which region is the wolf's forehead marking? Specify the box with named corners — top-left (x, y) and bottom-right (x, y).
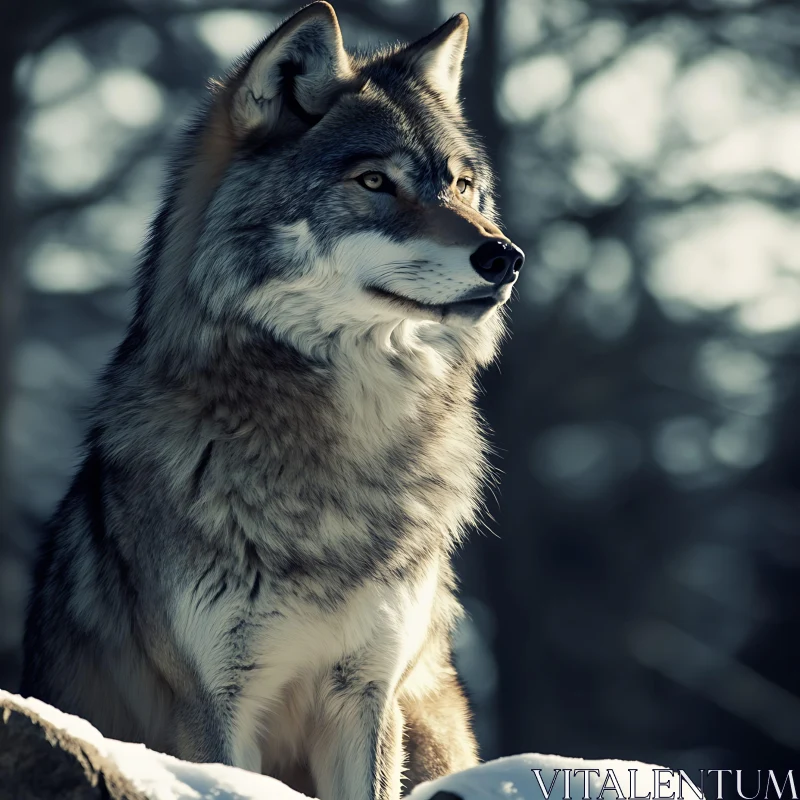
top-left (390, 151), bottom-right (417, 176)
top-left (339, 79), bottom-right (478, 173)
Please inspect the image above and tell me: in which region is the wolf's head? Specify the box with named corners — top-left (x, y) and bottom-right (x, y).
top-left (138, 2), bottom-right (523, 371)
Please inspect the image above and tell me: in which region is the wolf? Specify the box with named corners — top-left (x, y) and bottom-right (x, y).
top-left (21, 4), bottom-right (524, 799)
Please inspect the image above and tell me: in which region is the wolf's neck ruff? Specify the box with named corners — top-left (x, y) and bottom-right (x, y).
top-left (100, 318), bottom-right (488, 565)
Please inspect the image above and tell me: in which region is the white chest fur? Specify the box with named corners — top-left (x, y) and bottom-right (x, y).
top-left (256, 560), bottom-right (438, 688)
top-left (171, 557), bottom-right (440, 770)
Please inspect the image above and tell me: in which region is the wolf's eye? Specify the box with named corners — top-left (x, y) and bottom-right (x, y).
top-left (357, 172), bottom-right (395, 194)
top-left (456, 177), bottom-right (473, 194)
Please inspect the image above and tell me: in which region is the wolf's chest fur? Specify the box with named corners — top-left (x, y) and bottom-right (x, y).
top-left (159, 336), bottom-right (485, 589)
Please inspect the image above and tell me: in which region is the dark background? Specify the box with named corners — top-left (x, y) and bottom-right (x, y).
top-left (1, 0), bottom-right (799, 779)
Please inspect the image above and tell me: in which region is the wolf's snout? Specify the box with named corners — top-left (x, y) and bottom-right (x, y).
top-left (470, 239), bottom-right (525, 285)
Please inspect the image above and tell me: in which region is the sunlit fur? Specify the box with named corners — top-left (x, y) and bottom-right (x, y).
top-left (22, 5), bottom-right (521, 800)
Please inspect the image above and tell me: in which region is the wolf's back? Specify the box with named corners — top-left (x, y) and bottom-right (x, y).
top-left (21, 438), bottom-right (174, 750)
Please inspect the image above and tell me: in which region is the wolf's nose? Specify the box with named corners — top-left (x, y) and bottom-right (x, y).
top-left (470, 239), bottom-right (525, 285)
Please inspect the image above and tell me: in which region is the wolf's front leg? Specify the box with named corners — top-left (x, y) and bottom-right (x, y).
top-left (174, 690), bottom-right (261, 771)
top-left (310, 666), bottom-right (404, 800)
top-left (400, 671), bottom-right (478, 793)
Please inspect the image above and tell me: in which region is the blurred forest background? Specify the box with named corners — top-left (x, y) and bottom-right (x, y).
top-left (2, 0), bottom-right (799, 779)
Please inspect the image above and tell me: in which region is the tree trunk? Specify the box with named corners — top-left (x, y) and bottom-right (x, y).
top-left (0, 5), bottom-right (26, 689)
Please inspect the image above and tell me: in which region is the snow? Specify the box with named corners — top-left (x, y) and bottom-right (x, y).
top-left (409, 755), bottom-right (695, 800)
top-left (2, 690), bottom-right (684, 800)
top-left (2, 691), bottom-right (307, 800)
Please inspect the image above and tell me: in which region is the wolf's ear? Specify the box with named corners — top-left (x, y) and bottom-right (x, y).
top-left (403, 13), bottom-right (469, 106)
top-left (229, 1), bottom-right (353, 136)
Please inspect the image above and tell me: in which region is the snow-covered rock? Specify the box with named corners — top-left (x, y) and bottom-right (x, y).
top-left (1, 690), bottom-right (681, 800)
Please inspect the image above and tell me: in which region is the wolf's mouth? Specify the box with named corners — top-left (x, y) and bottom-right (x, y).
top-left (365, 286), bottom-right (499, 317)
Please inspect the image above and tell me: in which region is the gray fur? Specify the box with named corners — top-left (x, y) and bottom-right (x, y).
top-left (22, 4), bottom-right (522, 799)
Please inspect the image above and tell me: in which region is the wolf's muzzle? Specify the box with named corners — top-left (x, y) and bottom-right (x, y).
top-left (470, 239), bottom-right (525, 286)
